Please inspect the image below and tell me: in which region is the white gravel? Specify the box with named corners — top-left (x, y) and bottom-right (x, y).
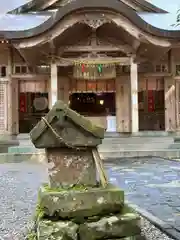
top-left (0, 162), bottom-right (176, 239)
top-left (0, 162), bottom-right (48, 239)
top-left (140, 218), bottom-right (174, 240)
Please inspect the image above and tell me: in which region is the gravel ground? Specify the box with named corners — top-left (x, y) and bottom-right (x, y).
top-left (0, 162), bottom-right (48, 240)
top-left (0, 162), bottom-right (176, 240)
top-left (140, 218), bottom-right (174, 240)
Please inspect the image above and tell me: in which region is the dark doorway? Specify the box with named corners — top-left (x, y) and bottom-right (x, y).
top-left (19, 92), bottom-right (49, 133)
top-left (69, 92), bottom-right (116, 117)
top-left (138, 78), bottom-right (165, 131)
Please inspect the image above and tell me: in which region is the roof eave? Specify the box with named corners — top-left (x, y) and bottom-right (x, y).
top-left (133, 0), bottom-right (168, 13)
top-left (1, 0), bottom-right (179, 41)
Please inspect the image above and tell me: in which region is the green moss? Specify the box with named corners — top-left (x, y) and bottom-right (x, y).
top-left (41, 182), bottom-right (114, 194)
top-left (33, 191), bottom-right (45, 221)
top-left (34, 203), bottom-right (45, 221)
top-left (26, 231), bottom-right (36, 240)
top-left (42, 183), bottom-right (97, 192)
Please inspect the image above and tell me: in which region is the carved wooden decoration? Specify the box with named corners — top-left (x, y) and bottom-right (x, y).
top-left (81, 14), bottom-right (111, 29)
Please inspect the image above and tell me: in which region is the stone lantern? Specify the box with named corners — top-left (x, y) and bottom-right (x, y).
top-left (29, 100), bottom-right (141, 239)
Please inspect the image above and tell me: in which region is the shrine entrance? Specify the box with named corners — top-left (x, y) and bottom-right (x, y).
top-left (19, 80), bottom-right (49, 133)
top-left (69, 78), bottom-right (116, 131)
top-left (138, 77), bottom-right (165, 131)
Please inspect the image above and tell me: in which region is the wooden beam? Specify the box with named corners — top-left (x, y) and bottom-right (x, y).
top-left (64, 44), bottom-right (133, 53)
top-left (12, 74), bottom-right (49, 80)
top-left (133, 40), bottom-right (141, 55)
top-left (132, 40), bottom-right (140, 51)
top-left (40, 0), bottom-right (58, 10)
top-left (140, 72), bottom-right (171, 77)
top-left (15, 48), bottom-right (26, 64)
top-left (16, 48), bottom-right (33, 72)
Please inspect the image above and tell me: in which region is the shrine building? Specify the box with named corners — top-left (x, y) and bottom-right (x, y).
top-left (0, 0), bottom-right (180, 134)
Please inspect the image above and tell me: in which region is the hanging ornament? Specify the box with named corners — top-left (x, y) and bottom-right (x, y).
top-left (81, 63), bottom-right (85, 73)
top-left (97, 64), bottom-right (103, 73)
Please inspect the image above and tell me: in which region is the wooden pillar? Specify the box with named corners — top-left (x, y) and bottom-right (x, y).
top-left (166, 49), bottom-right (176, 131)
top-left (165, 77), bottom-right (176, 131)
top-left (49, 63), bottom-right (58, 108)
top-left (58, 76), bottom-right (64, 101)
top-left (130, 57), bottom-right (139, 133)
top-left (115, 76), bottom-right (130, 132)
top-left (7, 47), bottom-right (13, 135)
top-left (59, 76), bottom-right (70, 104)
top-left (11, 79), bottom-right (19, 134)
top-left (168, 49), bottom-right (176, 76)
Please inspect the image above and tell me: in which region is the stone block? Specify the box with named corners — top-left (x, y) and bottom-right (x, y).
top-left (79, 212), bottom-right (141, 240)
top-left (37, 220), bottom-right (78, 240)
top-left (39, 185), bottom-right (124, 219)
top-left (46, 148), bottom-right (96, 188)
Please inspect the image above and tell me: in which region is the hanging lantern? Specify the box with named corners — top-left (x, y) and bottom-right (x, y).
top-left (97, 64), bottom-right (103, 73)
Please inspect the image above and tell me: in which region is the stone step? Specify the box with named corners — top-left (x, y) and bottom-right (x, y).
top-left (105, 131), bottom-right (177, 137)
top-left (169, 143), bottom-right (180, 149)
top-left (99, 149), bottom-right (180, 160)
top-left (99, 145), bottom-right (171, 150)
top-left (19, 140), bottom-right (34, 146)
top-left (10, 142), bottom-right (173, 154)
top-left (7, 135), bottom-right (180, 160)
top-left (17, 134), bottom-right (174, 144)
top-left (8, 141), bottom-right (176, 153)
top-left (8, 146), bottom-right (44, 154)
top-left (101, 138), bottom-right (173, 150)
top-left (1, 149), bottom-right (180, 163)
top-left (102, 141), bottom-right (172, 145)
top-left (102, 137), bottom-right (173, 143)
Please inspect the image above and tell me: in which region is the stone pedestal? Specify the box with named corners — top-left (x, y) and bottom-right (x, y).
top-left (46, 148), bottom-right (96, 188)
top-left (28, 100), bottom-right (141, 240)
top-left (33, 185), bottom-right (141, 240)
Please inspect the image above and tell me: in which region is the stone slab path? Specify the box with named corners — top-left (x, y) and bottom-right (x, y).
top-left (106, 157), bottom-right (180, 239)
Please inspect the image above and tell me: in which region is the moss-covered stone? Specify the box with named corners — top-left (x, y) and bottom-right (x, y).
top-left (78, 212), bottom-right (141, 240)
top-left (38, 185), bottom-right (124, 219)
top-left (30, 100), bottom-right (105, 148)
top-left (37, 220), bottom-right (78, 240)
